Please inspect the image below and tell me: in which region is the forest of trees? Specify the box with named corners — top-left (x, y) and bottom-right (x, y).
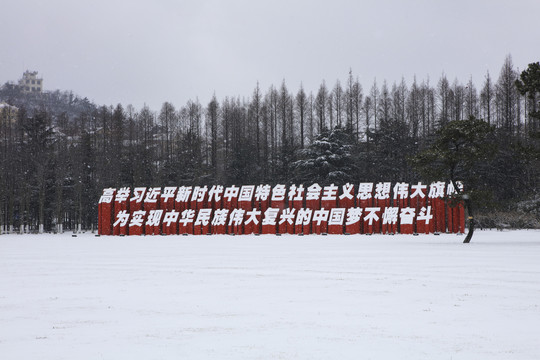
top-left (0, 55), bottom-right (539, 233)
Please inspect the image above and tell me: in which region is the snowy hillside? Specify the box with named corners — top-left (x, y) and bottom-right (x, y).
top-left (1, 230), bottom-right (539, 359)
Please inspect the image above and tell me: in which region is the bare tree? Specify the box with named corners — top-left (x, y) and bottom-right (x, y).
top-left (315, 81), bottom-right (328, 133)
top-left (464, 77), bottom-right (479, 119)
top-left (408, 77), bottom-right (421, 140)
top-left (378, 81), bottom-right (392, 129)
top-left (205, 95), bottom-right (219, 178)
top-left (251, 83), bottom-right (262, 161)
top-left (437, 74), bottom-right (451, 127)
top-left (392, 78), bottom-right (407, 125)
top-left (307, 92), bottom-right (315, 144)
top-left (480, 71), bottom-right (494, 125)
top-left (345, 70), bottom-right (363, 140)
top-left (496, 55), bottom-right (519, 134)
top-left (332, 80), bottom-right (343, 128)
top-left (451, 79), bottom-right (465, 122)
top-left (159, 101), bottom-right (176, 162)
top-left (363, 95), bottom-right (373, 139)
top-left (295, 84), bottom-right (307, 148)
top-left (369, 79), bottom-right (379, 131)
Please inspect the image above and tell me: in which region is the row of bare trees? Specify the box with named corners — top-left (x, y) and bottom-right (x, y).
top-left (0, 55), bottom-right (538, 232)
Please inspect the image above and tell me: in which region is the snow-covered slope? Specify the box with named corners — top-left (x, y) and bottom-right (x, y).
top-left (1, 230), bottom-right (539, 359)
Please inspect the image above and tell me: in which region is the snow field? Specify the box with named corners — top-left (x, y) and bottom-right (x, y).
top-left (0, 230), bottom-right (539, 359)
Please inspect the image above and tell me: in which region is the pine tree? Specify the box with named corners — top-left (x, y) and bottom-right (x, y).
top-left (410, 117), bottom-right (497, 242)
top-left (291, 126), bottom-right (357, 185)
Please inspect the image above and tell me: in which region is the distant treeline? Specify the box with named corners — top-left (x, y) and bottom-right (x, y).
top-left (0, 55), bottom-right (538, 232)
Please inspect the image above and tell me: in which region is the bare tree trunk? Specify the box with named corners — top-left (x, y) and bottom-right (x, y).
top-left (463, 194), bottom-right (474, 243)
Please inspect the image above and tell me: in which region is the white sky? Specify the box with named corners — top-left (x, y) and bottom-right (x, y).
top-left (1, 0), bottom-right (539, 111)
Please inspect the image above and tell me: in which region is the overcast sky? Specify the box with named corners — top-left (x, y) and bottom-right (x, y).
top-left (1, 0), bottom-right (539, 111)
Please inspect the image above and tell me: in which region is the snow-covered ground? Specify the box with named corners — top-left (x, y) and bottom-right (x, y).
top-left (1, 230), bottom-right (539, 360)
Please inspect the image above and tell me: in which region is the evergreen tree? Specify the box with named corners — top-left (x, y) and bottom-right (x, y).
top-left (291, 126), bottom-right (357, 185)
top-left (516, 61), bottom-right (540, 136)
top-left (410, 117), bottom-right (496, 242)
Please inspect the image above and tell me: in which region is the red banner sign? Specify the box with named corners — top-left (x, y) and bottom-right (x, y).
top-left (98, 182), bottom-right (466, 236)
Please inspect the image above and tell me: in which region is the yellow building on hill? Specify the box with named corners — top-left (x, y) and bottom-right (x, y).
top-left (18, 70), bottom-right (43, 93)
top-left (0, 102), bottom-right (18, 124)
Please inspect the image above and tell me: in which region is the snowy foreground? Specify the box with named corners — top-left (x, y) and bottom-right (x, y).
top-left (1, 231), bottom-right (539, 360)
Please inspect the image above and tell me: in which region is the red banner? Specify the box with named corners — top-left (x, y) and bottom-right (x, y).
top-left (99, 182), bottom-right (466, 236)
